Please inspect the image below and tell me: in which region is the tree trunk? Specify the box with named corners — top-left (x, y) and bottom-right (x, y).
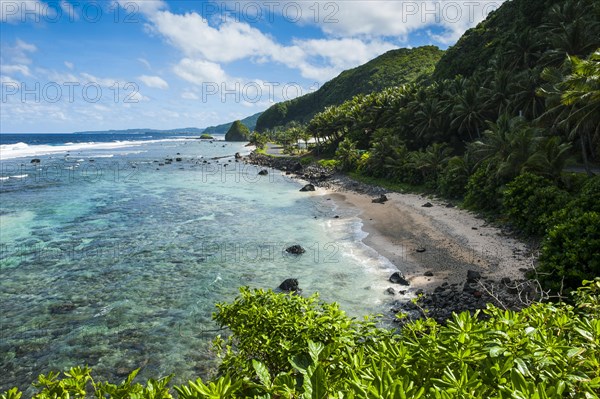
top-left (580, 133), bottom-right (593, 176)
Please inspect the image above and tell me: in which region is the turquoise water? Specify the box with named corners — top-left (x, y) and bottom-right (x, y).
top-left (0, 138), bottom-right (396, 392)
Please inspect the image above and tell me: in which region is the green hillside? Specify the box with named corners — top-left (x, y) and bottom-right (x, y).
top-left (255, 46), bottom-right (444, 132)
top-left (203, 112), bottom-right (262, 135)
top-left (433, 0), bottom-right (598, 79)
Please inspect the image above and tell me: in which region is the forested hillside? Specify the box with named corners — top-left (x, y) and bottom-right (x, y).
top-left (255, 46), bottom-right (444, 132)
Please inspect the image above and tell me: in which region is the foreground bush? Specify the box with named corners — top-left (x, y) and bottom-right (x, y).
top-left (539, 212), bottom-right (600, 293)
top-left (4, 281), bottom-right (600, 398)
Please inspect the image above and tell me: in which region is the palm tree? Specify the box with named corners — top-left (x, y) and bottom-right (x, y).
top-left (407, 143), bottom-right (452, 182)
top-left (451, 86), bottom-right (486, 141)
top-left (470, 114), bottom-right (541, 180)
top-left (335, 137), bottom-right (360, 171)
top-left (539, 49), bottom-right (600, 174)
top-left (524, 136), bottom-right (572, 181)
top-left (509, 70), bottom-right (545, 119)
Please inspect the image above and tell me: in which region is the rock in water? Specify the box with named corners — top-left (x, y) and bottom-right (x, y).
top-left (279, 278), bottom-right (300, 292)
top-left (286, 245), bottom-right (305, 255)
top-left (389, 271), bottom-right (410, 286)
top-left (372, 194), bottom-right (388, 203)
top-left (225, 120), bottom-right (250, 142)
top-left (258, 169), bottom-right (268, 176)
top-left (235, 152), bottom-right (242, 159)
top-left (30, 158), bottom-right (41, 164)
top-left (299, 184), bottom-right (315, 192)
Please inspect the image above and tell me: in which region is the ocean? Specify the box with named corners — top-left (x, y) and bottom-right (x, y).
top-left (0, 133), bottom-right (397, 392)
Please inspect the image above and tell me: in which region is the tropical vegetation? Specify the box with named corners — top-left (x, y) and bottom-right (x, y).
top-left (5, 280), bottom-right (600, 398)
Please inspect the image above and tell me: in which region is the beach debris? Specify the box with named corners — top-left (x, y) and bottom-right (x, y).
top-left (389, 271), bottom-right (410, 286)
top-left (285, 245), bottom-right (305, 255)
top-left (371, 194), bottom-right (388, 204)
top-left (258, 169), bottom-right (268, 176)
top-left (30, 158), bottom-right (41, 164)
top-left (299, 184), bottom-right (315, 192)
top-left (424, 271), bottom-right (434, 276)
top-left (422, 202), bottom-right (433, 207)
top-left (279, 278), bottom-right (300, 292)
top-left (385, 287), bottom-right (396, 295)
top-left (416, 247), bottom-right (426, 253)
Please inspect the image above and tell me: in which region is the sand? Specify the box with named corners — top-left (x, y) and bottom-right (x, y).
top-left (324, 190), bottom-right (534, 294)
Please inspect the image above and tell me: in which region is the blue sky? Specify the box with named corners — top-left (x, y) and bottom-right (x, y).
top-left (0, 0), bottom-right (504, 133)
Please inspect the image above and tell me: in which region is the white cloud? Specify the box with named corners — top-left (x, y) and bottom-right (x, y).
top-left (1, 64), bottom-right (31, 76)
top-left (272, 1), bottom-right (505, 40)
top-left (149, 11), bottom-right (303, 64)
top-left (0, 75), bottom-right (20, 86)
top-left (80, 72), bottom-right (120, 88)
top-left (138, 74), bottom-right (169, 89)
top-left (64, 61), bottom-right (74, 69)
top-left (181, 91), bottom-right (199, 100)
top-left (138, 58), bottom-right (152, 70)
top-left (2, 39), bottom-right (37, 65)
top-left (173, 58), bottom-right (229, 85)
top-left (293, 38), bottom-right (397, 81)
top-left (145, 9), bottom-right (397, 83)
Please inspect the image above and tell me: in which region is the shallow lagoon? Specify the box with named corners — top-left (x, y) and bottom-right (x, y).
top-left (0, 137), bottom-right (396, 391)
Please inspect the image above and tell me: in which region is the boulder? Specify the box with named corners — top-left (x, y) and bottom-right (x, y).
top-left (466, 270), bottom-right (482, 284)
top-left (299, 184), bottom-right (315, 192)
top-left (279, 278), bottom-right (300, 292)
top-left (389, 271), bottom-right (410, 286)
top-left (416, 247), bottom-right (426, 253)
top-left (176, 157), bottom-right (182, 162)
top-left (422, 202), bottom-right (433, 207)
top-left (258, 169), bottom-right (268, 176)
top-left (286, 245), bottom-right (305, 255)
top-left (371, 194), bottom-right (388, 204)
top-left (30, 158), bottom-right (41, 164)
top-left (424, 271), bottom-right (434, 277)
top-left (235, 152), bottom-right (242, 159)
top-left (385, 287), bottom-right (396, 295)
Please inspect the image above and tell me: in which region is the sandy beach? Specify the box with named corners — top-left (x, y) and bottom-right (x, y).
top-left (324, 189), bottom-right (534, 295)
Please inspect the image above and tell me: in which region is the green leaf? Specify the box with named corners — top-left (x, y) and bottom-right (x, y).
top-left (253, 360), bottom-right (271, 388)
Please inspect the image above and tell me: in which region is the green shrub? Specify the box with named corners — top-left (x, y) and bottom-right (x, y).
top-left (317, 159), bottom-right (339, 170)
top-left (299, 156), bottom-right (313, 166)
top-left (539, 211), bottom-right (600, 293)
top-left (437, 156), bottom-right (470, 198)
top-left (6, 281), bottom-right (600, 398)
top-left (503, 173), bottom-right (571, 235)
top-left (463, 164), bottom-right (504, 212)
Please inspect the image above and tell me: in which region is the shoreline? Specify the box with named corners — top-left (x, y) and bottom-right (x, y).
top-left (246, 152), bottom-right (538, 320)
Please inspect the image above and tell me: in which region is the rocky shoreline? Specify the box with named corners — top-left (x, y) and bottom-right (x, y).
top-left (244, 152), bottom-right (537, 324)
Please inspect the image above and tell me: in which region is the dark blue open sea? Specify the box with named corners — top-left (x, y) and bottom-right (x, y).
top-left (0, 133), bottom-right (396, 392)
